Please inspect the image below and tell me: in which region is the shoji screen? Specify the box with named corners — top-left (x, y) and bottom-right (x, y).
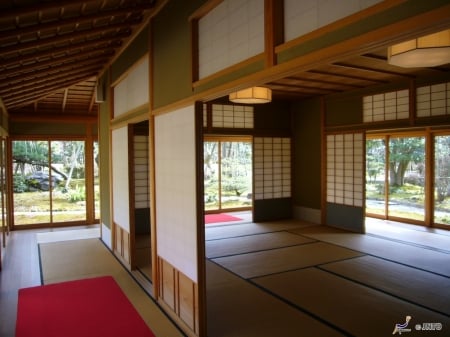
top-left (253, 137), bottom-right (292, 221)
top-left (154, 105), bottom-right (199, 334)
top-left (326, 132), bottom-right (365, 232)
top-left (111, 126), bottom-right (131, 263)
top-left (112, 126), bottom-right (130, 231)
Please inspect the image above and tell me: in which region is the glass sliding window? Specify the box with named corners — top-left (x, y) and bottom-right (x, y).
top-left (204, 138), bottom-right (252, 212)
top-left (220, 141), bottom-right (252, 209)
top-left (204, 141), bottom-right (219, 211)
top-left (50, 141), bottom-right (86, 223)
top-left (12, 140), bottom-right (51, 225)
top-left (434, 135), bottom-right (450, 226)
top-left (94, 140), bottom-right (100, 220)
top-left (12, 139), bottom-right (88, 226)
top-left (388, 136), bottom-right (426, 221)
top-left (366, 138), bottom-right (386, 216)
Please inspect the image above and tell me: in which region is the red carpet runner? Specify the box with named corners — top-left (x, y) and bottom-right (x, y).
top-left (16, 276), bottom-right (155, 337)
top-left (205, 213), bottom-right (242, 224)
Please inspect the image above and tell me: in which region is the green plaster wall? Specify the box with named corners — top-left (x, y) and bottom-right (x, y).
top-left (9, 122), bottom-right (88, 136)
top-left (152, 0), bottom-right (206, 109)
top-left (111, 27), bottom-right (149, 84)
top-left (292, 98), bottom-right (322, 209)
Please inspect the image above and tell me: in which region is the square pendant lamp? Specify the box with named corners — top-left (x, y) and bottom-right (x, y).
top-left (229, 86), bottom-right (272, 104)
top-left (388, 29), bottom-right (450, 68)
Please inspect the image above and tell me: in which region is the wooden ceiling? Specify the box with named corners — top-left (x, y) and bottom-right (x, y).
top-left (0, 0), bottom-right (157, 118)
top-left (265, 48), bottom-right (450, 101)
top-left (0, 1), bottom-right (449, 119)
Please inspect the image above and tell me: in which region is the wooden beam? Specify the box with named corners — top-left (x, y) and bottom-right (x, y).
top-left (332, 62), bottom-right (416, 79)
top-left (0, 49), bottom-right (114, 80)
top-left (0, 20), bottom-right (140, 56)
top-left (0, 0), bottom-right (99, 19)
top-left (3, 72), bottom-right (97, 108)
top-left (0, 37), bottom-right (123, 68)
top-left (0, 59), bottom-right (106, 92)
top-left (0, 2), bottom-right (155, 41)
top-left (62, 88), bottom-right (69, 113)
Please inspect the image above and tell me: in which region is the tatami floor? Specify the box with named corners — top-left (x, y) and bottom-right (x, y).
top-left (1, 218), bottom-right (450, 337)
top-left (206, 217), bottom-right (450, 336)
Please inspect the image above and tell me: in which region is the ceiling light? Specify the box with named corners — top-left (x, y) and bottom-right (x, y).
top-left (387, 29), bottom-right (450, 68)
top-left (229, 86), bottom-right (272, 104)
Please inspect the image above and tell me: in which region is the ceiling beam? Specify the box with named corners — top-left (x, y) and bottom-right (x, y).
top-left (332, 62), bottom-right (416, 79)
top-left (0, 0), bottom-right (100, 18)
top-left (306, 70), bottom-right (389, 84)
top-left (62, 89), bottom-right (69, 113)
top-left (0, 20), bottom-right (140, 56)
top-left (0, 56), bottom-right (107, 91)
top-left (0, 49), bottom-right (114, 80)
top-left (284, 75), bottom-right (365, 89)
top-left (4, 73), bottom-right (97, 109)
top-left (0, 36), bottom-right (124, 68)
top-left (0, 1), bottom-right (155, 41)
top-left (0, 63), bottom-right (104, 96)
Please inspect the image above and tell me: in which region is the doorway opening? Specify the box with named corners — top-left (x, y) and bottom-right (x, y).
top-left (130, 121), bottom-right (151, 282)
top-left (204, 136), bottom-right (253, 223)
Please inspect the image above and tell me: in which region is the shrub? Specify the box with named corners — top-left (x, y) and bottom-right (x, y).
top-left (13, 175), bottom-right (28, 193)
top-left (66, 186), bottom-right (85, 202)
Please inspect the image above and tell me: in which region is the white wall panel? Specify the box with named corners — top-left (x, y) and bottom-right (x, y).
top-left (112, 127), bottom-right (130, 231)
top-left (198, 0), bottom-right (264, 79)
top-left (113, 55), bottom-right (149, 117)
top-left (155, 105), bottom-right (198, 282)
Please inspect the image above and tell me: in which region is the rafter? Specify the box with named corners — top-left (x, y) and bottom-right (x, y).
top-left (0, 56), bottom-right (107, 91)
top-left (0, 2), bottom-right (155, 41)
top-left (0, 63), bottom-right (104, 97)
top-left (0, 20), bottom-right (139, 57)
top-left (332, 62), bottom-right (416, 79)
top-left (3, 72), bottom-right (98, 108)
top-left (0, 49), bottom-right (113, 81)
top-left (0, 37), bottom-right (123, 68)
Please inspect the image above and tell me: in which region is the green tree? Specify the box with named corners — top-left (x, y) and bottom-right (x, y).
top-left (389, 137), bottom-right (425, 187)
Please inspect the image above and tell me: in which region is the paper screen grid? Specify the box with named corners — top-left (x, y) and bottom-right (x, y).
top-left (326, 133), bottom-right (363, 207)
top-left (254, 137), bottom-right (291, 200)
top-left (363, 89), bottom-right (409, 123)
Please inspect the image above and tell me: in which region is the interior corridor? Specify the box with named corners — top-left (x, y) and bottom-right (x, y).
top-left (1, 218), bottom-right (450, 336)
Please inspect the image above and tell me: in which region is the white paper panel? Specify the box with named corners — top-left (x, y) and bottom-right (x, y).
top-left (155, 105), bottom-right (198, 282)
top-left (112, 127), bottom-right (130, 231)
top-left (113, 55), bottom-right (149, 117)
top-left (198, 0), bottom-right (264, 79)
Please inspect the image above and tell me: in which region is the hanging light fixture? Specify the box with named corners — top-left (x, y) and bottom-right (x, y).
top-left (387, 29), bottom-right (450, 68)
top-left (229, 86), bottom-right (272, 104)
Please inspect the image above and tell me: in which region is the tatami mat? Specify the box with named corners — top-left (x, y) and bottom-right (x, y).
top-left (39, 239), bottom-right (183, 337)
top-left (212, 242), bottom-right (363, 279)
top-left (321, 255), bottom-right (450, 316)
top-left (366, 219), bottom-right (450, 253)
top-left (36, 227), bottom-right (100, 244)
top-left (206, 231), bottom-right (315, 259)
top-left (206, 260), bottom-right (343, 337)
top-left (254, 267), bottom-right (450, 337)
top-left (291, 226), bottom-right (450, 277)
top-left (205, 220), bottom-right (312, 241)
